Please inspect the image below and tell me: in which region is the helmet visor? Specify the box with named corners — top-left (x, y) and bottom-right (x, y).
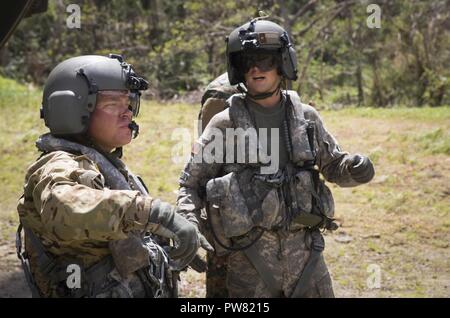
top-left (128, 91), bottom-right (141, 117)
top-left (240, 52), bottom-right (280, 73)
top-left (96, 90), bottom-right (141, 117)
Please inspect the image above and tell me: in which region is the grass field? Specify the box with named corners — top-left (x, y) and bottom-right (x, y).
top-left (0, 78), bottom-right (449, 297)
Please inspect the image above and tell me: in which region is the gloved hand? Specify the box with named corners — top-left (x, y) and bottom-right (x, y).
top-left (347, 154), bottom-right (375, 183)
top-left (199, 233), bottom-right (213, 251)
top-left (147, 200), bottom-right (200, 269)
top-left (192, 222), bottom-right (214, 253)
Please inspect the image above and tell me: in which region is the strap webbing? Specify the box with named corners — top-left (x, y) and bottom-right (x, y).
top-left (290, 230), bottom-right (325, 297)
top-left (243, 244), bottom-right (282, 297)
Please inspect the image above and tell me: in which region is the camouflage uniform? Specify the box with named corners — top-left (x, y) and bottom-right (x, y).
top-left (197, 73), bottom-right (239, 297)
top-left (17, 134), bottom-right (173, 297)
top-left (177, 91), bottom-right (368, 298)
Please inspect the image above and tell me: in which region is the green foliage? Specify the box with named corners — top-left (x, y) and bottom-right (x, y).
top-left (0, 0), bottom-right (449, 105)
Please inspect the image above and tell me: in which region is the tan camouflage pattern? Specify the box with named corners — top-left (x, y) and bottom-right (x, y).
top-left (200, 98), bottom-right (228, 134)
top-left (199, 72), bottom-right (240, 134)
top-left (18, 150), bottom-right (152, 260)
top-left (200, 72), bottom-right (239, 106)
top-left (17, 137), bottom-right (166, 297)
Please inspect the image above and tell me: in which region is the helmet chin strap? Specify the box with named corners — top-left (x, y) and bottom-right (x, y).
top-left (244, 80), bottom-right (282, 100)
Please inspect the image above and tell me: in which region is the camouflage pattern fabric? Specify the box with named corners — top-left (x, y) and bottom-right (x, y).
top-left (226, 230), bottom-right (334, 297)
top-left (177, 91), bottom-right (370, 297)
top-left (17, 134), bottom-right (170, 297)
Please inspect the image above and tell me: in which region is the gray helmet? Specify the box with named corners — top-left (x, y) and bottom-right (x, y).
top-left (41, 54), bottom-right (148, 136)
top-left (226, 18), bottom-right (298, 85)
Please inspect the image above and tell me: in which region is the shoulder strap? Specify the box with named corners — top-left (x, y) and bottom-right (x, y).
top-left (16, 223), bottom-right (42, 297)
top-left (284, 91), bottom-right (316, 164)
top-left (228, 94), bottom-right (253, 130)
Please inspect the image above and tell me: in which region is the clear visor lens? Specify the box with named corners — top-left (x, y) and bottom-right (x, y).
top-left (128, 91), bottom-right (141, 117)
top-left (97, 90), bottom-right (140, 117)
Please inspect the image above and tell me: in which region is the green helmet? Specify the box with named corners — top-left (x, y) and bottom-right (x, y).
top-left (226, 18), bottom-right (298, 85)
top-left (41, 54), bottom-right (148, 137)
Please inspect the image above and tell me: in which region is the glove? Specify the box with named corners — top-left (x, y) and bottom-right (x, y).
top-left (199, 233), bottom-right (214, 252)
top-left (347, 154), bottom-right (375, 183)
top-left (185, 220), bottom-right (214, 272)
top-left (192, 221), bottom-right (214, 253)
top-left (189, 254), bottom-right (208, 273)
top-left (147, 199), bottom-right (200, 269)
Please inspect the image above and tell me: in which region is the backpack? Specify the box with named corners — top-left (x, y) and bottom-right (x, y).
top-left (198, 72), bottom-right (240, 134)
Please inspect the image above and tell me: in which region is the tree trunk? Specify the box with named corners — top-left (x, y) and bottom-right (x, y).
top-left (356, 62), bottom-right (364, 106)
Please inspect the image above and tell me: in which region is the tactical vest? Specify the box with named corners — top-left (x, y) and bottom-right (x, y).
top-left (17, 134), bottom-right (175, 298)
top-left (228, 91), bottom-right (315, 165)
top-left (205, 91), bottom-right (336, 254)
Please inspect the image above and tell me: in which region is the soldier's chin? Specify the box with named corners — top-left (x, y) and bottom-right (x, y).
top-left (249, 82), bottom-right (270, 91)
top-left (116, 132), bottom-right (132, 146)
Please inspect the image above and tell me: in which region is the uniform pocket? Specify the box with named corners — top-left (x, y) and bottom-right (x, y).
top-left (294, 170), bottom-right (314, 213)
top-left (206, 173), bottom-right (254, 238)
top-left (317, 180), bottom-right (335, 218)
top-left (77, 170), bottom-right (105, 190)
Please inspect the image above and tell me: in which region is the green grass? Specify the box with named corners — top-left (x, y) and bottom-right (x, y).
top-left (0, 76), bottom-right (40, 109)
top-left (0, 76), bottom-right (449, 297)
top-left (416, 128), bottom-right (450, 155)
top-left (0, 77), bottom-right (43, 233)
top-left (331, 106), bottom-right (450, 121)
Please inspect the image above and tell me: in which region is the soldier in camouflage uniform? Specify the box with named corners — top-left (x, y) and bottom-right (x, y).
top-left (196, 72), bottom-right (239, 297)
top-left (16, 54), bottom-right (206, 298)
top-left (177, 18), bottom-right (375, 297)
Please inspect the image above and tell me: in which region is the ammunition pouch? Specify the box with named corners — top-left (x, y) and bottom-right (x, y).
top-left (206, 169), bottom-right (284, 236)
top-left (290, 166), bottom-right (336, 229)
top-left (205, 164), bottom-right (336, 253)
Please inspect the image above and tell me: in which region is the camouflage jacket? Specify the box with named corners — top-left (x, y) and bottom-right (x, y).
top-left (17, 134), bottom-right (161, 296)
top-left (177, 91), bottom-right (364, 231)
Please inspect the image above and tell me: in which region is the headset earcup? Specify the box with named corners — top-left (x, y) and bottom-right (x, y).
top-left (47, 90), bottom-right (90, 136)
top-left (281, 47), bottom-right (298, 81)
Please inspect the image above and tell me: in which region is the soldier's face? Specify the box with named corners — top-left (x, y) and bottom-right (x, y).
top-left (243, 55), bottom-right (281, 96)
top-left (88, 90), bottom-right (133, 152)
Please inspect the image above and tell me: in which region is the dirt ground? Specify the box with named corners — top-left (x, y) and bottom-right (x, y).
top-left (0, 233), bottom-right (30, 297)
